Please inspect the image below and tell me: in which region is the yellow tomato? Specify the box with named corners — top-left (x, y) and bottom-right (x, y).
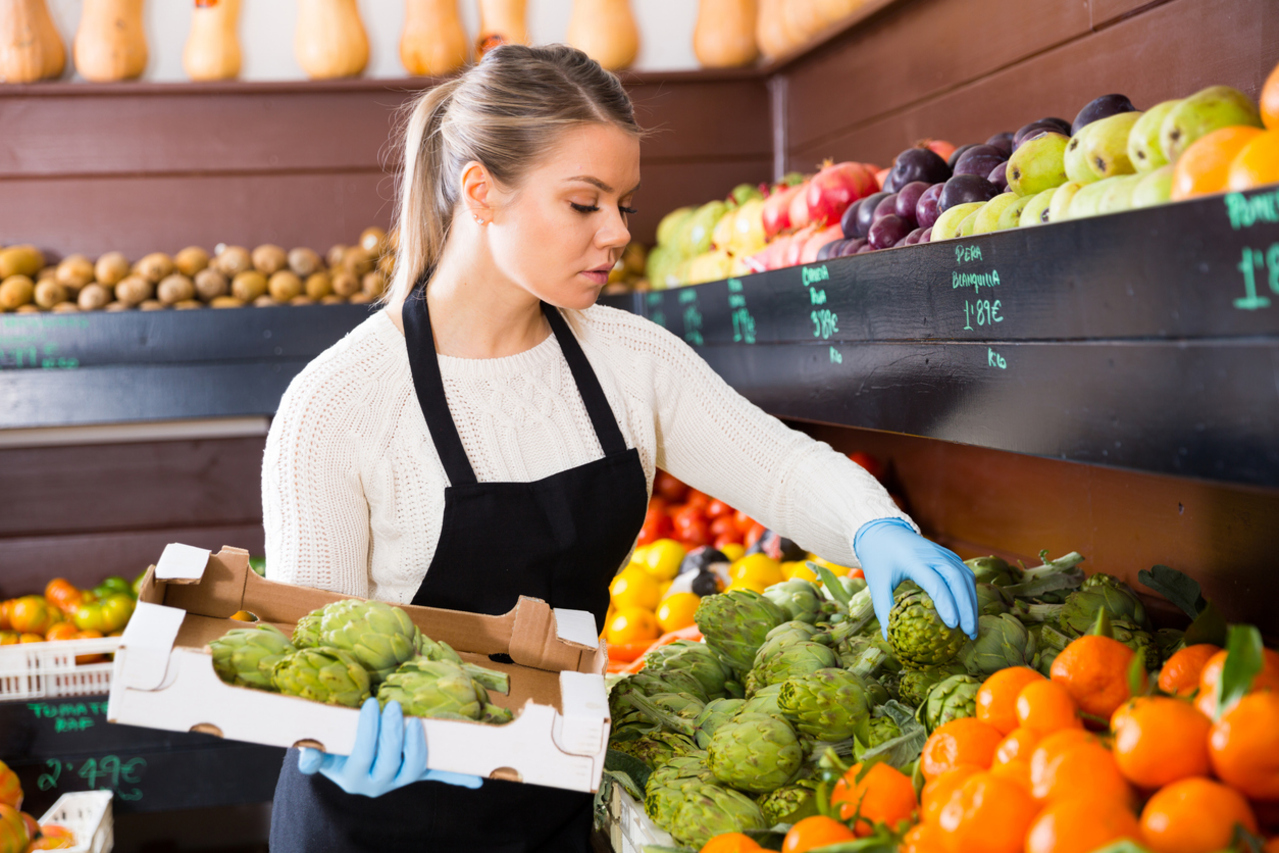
top-left (658, 580), bottom-right (673, 599)
top-left (642, 538), bottom-right (687, 582)
top-left (656, 592), bottom-right (701, 633)
top-left (605, 606), bottom-right (660, 645)
top-left (730, 553), bottom-right (783, 589)
top-left (631, 544), bottom-right (651, 567)
top-left (719, 543), bottom-right (746, 563)
top-left (784, 561), bottom-right (819, 583)
top-left (810, 556), bottom-right (852, 577)
top-left (726, 579), bottom-right (768, 594)
top-left (609, 567), bottom-right (662, 611)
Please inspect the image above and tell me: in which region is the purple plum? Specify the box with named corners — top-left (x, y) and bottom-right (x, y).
top-left (915, 183), bottom-right (945, 229)
top-left (856, 241), bottom-right (876, 253)
top-left (904, 227), bottom-right (925, 245)
top-left (986, 132), bottom-right (1014, 156)
top-left (873, 193), bottom-right (899, 220)
top-left (854, 191), bottom-right (892, 237)
top-left (920, 227), bottom-right (933, 243)
top-left (947, 143), bottom-right (977, 170)
top-left (869, 214), bottom-right (911, 249)
top-left (953, 145), bottom-right (1007, 178)
top-left (938, 175), bottom-right (999, 212)
top-left (883, 147), bottom-right (952, 192)
top-left (840, 197), bottom-right (865, 238)
top-left (1014, 118), bottom-right (1072, 149)
top-left (987, 161), bottom-right (1009, 192)
top-left (895, 181), bottom-right (928, 225)
top-left (816, 239), bottom-right (846, 261)
top-left (1071, 94), bottom-right (1136, 135)
top-left (838, 238), bottom-right (866, 257)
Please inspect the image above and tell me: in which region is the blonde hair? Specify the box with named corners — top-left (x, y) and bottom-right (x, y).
top-left (383, 44), bottom-right (643, 306)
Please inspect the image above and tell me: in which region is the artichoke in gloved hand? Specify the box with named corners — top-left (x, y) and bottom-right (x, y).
top-left (959, 614), bottom-right (1040, 677)
top-left (1059, 575), bottom-right (1148, 635)
top-left (777, 668), bottom-right (871, 741)
top-left (917, 673), bottom-right (981, 732)
top-left (897, 663), bottom-right (967, 708)
top-left (376, 657), bottom-right (510, 723)
top-left (667, 782), bottom-right (768, 848)
top-left (210, 623), bottom-right (296, 689)
top-left (291, 611), bottom-right (323, 649)
top-left (888, 586), bottom-right (968, 667)
top-left (316, 599), bottom-right (424, 683)
top-left (707, 712), bottom-right (804, 793)
top-left (763, 579), bottom-right (837, 625)
top-left (746, 639), bottom-right (839, 696)
top-left (272, 646), bottom-right (371, 707)
top-left (695, 589), bottom-right (788, 674)
top-left (758, 781), bottom-right (820, 826)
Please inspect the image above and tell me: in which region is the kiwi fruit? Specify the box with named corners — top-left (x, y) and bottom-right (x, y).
top-left (0, 245), bottom-right (44, 279)
top-left (157, 273), bottom-right (196, 305)
top-left (50, 302), bottom-right (80, 313)
top-left (231, 270), bottom-right (268, 302)
top-left (56, 255), bottom-right (95, 291)
top-left (174, 299), bottom-right (204, 310)
top-left (330, 270), bottom-right (360, 297)
top-left (304, 271), bottom-right (332, 300)
top-left (174, 246), bottom-right (210, 277)
top-left (214, 246), bottom-right (252, 277)
top-left (251, 244), bottom-right (287, 275)
top-left (359, 226), bottom-right (386, 254)
top-left (209, 296), bottom-right (244, 309)
top-left (361, 271), bottom-right (385, 298)
top-left (287, 247), bottom-right (322, 278)
top-left (95, 251), bottom-right (131, 286)
top-left (115, 274), bottom-right (153, 306)
top-left (138, 299), bottom-right (166, 311)
top-left (194, 267), bottom-right (229, 301)
top-left (268, 270), bottom-right (302, 302)
top-left (253, 295), bottom-right (279, 308)
top-left (77, 283), bottom-right (111, 311)
top-left (34, 279), bottom-right (68, 309)
top-left (134, 253), bottom-right (175, 283)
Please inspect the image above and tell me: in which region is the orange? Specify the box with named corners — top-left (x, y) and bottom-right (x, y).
top-left (604, 606), bottom-right (659, 646)
top-left (1110, 696), bottom-right (1158, 733)
top-left (1015, 679), bottom-right (1082, 735)
top-left (975, 667), bottom-right (1044, 735)
top-left (1050, 634), bottom-right (1143, 719)
top-left (1227, 129), bottom-right (1279, 192)
top-left (1170, 126), bottom-right (1264, 200)
top-left (1157, 644), bottom-right (1221, 697)
top-left (988, 758), bottom-right (1032, 793)
top-left (1196, 647), bottom-right (1279, 716)
top-left (656, 593), bottom-right (701, 633)
top-left (1266, 839), bottom-right (1279, 853)
top-left (920, 765), bottom-right (982, 824)
top-left (992, 727), bottom-right (1041, 766)
top-left (1264, 60), bottom-right (1279, 129)
top-left (935, 771), bottom-right (1040, 853)
top-left (1111, 696), bottom-right (1211, 789)
top-left (919, 718), bottom-right (1003, 780)
top-left (1028, 732), bottom-right (1128, 805)
top-left (1208, 689), bottom-right (1279, 800)
top-left (700, 833), bottom-right (761, 853)
top-left (1139, 776), bottom-right (1257, 853)
top-left (1026, 796), bottom-right (1142, 853)
top-left (780, 815), bottom-right (855, 852)
top-left (898, 822), bottom-right (945, 853)
top-left (44, 623), bottom-right (79, 642)
top-left (829, 762), bottom-right (916, 835)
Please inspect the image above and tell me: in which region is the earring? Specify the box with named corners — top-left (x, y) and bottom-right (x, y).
top-left (473, 214), bottom-right (487, 226)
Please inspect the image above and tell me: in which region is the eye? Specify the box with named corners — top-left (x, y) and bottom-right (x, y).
top-left (619, 205), bottom-right (638, 215)
top-left (570, 202), bottom-right (599, 213)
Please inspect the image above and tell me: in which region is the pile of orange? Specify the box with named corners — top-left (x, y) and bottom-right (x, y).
top-left (1171, 61), bottom-right (1279, 199)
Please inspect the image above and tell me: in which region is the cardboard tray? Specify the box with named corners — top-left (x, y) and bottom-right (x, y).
top-left (106, 544), bottom-right (611, 793)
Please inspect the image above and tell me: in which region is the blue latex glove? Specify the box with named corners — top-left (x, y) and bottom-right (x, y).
top-left (298, 698), bottom-right (483, 796)
top-left (854, 517), bottom-right (979, 640)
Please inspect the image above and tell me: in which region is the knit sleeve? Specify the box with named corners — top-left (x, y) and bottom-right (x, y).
top-left (261, 358), bottom-right (372, 598)
top-left (595, 307), bottom-right (915, 567)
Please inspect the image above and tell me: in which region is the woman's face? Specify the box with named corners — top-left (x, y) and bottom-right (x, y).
top-left (481, 122), bottom-right (641, 311)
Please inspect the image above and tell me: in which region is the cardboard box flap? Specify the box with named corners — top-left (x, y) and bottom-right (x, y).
top-left (162, 547), bottom-right (253, 618)
top-left (553, 671), bottom-right (609, 756)
top-left (155, 543), bottom-right (212, 583)
top-left (552, 608), bottom-right (600, 650)
top-left (509, 598), bottom-right (593, 672)
top-left (117, 602), bottom-right (187, 690)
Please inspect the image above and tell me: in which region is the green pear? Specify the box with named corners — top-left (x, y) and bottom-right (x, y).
top-left (932, 202), bottom-right (986, 241)
top-left (1130, 165), bottom-right (1174, 208)
top-left (997, 195), bottom-right (1033, 230)
top-left (1007, 132), bottom-right (1070, 196)
top-left (1019, 187), bottom-right (1058, 227)
top-left (1128, 100), bottom-right (1180, 172)
top-left (958, 210), bottom-right (982, 237)
top-left (1066, 180), bottom-right (1112, 220)
top-left (1048, 182), bottom-right (1083, 221)
top-left (657, 206), bottom-right (695, 248)
top-left (1160, 86), bottom-right (1263, 164)
top-left (971, 193), bottom-right (1021, 233)
top-left (729, 183), bottom-right (764, 206)
top-left (1064, 132), bottom-right (1101, 184)
top-left (681, 200), bottom-right (729, 257)
top-left (1096, 175), bottom-right (1143, 214)
top-left (1081, 112), bottom-right (1143, 179)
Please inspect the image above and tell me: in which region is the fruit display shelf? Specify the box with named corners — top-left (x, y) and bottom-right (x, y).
top-left (0, 303), bottom-right (374, 429)
top-left (599, 186), bottom-right (1279, 488)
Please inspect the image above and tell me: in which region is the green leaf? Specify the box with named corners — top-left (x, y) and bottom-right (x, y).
top-left (1127, 652), bottom-right (1149, 698)
top-left (1137, 565), bottom-right (1206, 620)
top-left (1087, 842), bottom-right (1155, 853)
top-left (640, 846), bottom-right (693, 853)
top-left (1089, 607), bottom-right (1114, 639)
top-left (875, 700), bottom-right (918, 729)
top-left (604, 750), bottom-right (650, 794)
top-left (814, 563), bottom-right (853, 607)
top-left (1183, 599), bottom-right (1229, 648)
top-left (1216, 625), bottom-right (1265, 720)
top-left (1231, 822), bottom-right (1268, 852)
top-left (856, 724), bottom-right (928, 771)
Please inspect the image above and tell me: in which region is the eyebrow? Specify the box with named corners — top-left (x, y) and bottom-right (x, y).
top-left (565, 175), bottom-right (641, 195)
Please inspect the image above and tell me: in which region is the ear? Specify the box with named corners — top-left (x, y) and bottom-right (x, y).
top-left (460, 160), bottom-right (494, 220)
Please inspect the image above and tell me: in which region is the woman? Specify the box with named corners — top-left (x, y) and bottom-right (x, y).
top-left (262, 43), bottom-right (977, 853)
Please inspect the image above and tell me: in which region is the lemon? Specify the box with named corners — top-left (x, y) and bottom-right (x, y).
top-left (609, 566), bottom-right (661, 611)
top-left (726, 578), bottom-right (767, 594)
top-left (658, 580), bottom-right (673, 599)
top-left (719, 543), bottom-right (746, 563)
top-left (656, 592), bottom-right (700, 633)
top-left (605, 606), bottom-right (660, 645)
top-left (729, 553), bottom-right (784, 589)
top-left (642, 538), bottom-right (686, 581)
top-left (782, 561), bottom-right (819, 583)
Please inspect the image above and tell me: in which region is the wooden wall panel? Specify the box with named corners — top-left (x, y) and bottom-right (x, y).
top-left (799, 423), bottom-right (1279, 637)
top-left (1091, 0), bottom-right (1174, 28)
top-left (785, 0), bottom-right (1278, 171)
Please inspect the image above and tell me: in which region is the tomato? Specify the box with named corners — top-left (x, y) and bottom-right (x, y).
top-left (71, 602), bottom-right (108, 633)
top-left (848, 451), bottom-right (885, 480)
top-left (638, 501), bottom-right (673, 545)
top-left (45, 623), bottom-right (79, 642)
top-left (744, 522), bottom-right (766, 549)
top-left (732, 509), bottom-right (755, 534)
top-left (685, 490), bottom-right (711, 510)
top-left (43, 580), bottom-right (82, 616)
top-left (9, 597), bottom-right (55, 635)
top-left (654, 471), bottom-right (688, 503)
top-left (713, 532), bottom-right (743, 551)
top-left (672, 509), bottom-right (711, 547)
top-left (0, 600), bottom-right (11, 632)
top-left (709, 516), bottom-right (739, 538)
top-left (705, 499), bottom-right (734, 519)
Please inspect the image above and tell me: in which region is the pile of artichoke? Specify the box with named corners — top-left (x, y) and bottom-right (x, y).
top-left (209, 599), bottom-right (513, 725)
top-left (604, 550), bottom-right (1176, 847)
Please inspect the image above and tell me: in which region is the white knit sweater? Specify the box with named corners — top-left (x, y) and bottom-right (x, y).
top-left (261, 304), bottom-right (913, 603)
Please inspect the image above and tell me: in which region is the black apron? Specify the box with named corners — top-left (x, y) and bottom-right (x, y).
top-left (271, 287), bottom-right (648, 852)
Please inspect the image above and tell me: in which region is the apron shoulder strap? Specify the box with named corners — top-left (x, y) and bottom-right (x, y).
top-left (542, 303), bottom-right (627, 457)
top-left (403, 288), bottom-right (478, 486)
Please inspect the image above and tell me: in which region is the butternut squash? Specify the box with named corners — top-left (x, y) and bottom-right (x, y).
top-left (782, 0), bottom-right (826, 47)
top-left (566, 0), bottom-right (638, 72)
top-left (0, 0), bottom-right (65, 83)
top-left (755, 0), bottom-right (791, 59)
top-left (693, 0), bottom-right (758, 69)
top-left (294, 0), bottom-right (368, 80)
top-left (183, 0), bottom-right (241, 81)
top-left (476, 0), bottom-right (527, 60)
top-left (74, 0), bottom-right (147, 82)
top-left (400, 0), bottom-right (468, 77)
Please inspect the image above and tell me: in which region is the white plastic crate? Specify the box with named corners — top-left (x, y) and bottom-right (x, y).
top-left (0, 637), bottom-right (121, 701)
top-left (604, 784), bottom-right (674, 853)
top-left (37, 790), bottom-right (113, 853)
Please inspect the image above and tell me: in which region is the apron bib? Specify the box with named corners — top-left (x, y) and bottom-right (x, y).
top-left (270, 286), bottom-right (648, 852)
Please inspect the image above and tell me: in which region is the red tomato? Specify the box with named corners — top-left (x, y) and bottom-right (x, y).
top-left (848, 451), bottom-right (885, 481)
top-left (706, 499), bottom-right (734, 519)
top-left (685, 489), bottom-right (711, 510)
top-left (672, 508), bottom-right (711, 547)
top-left (713, 532), bottom-right (743, 551)
top-left (709, 516), bottom-right (739, 538)
top-left (744, 522), bottom-right (766, 549)
top-left (733, 509), bottom-right (756, 534)
top-left (654, 471), bottom-right (688, 503)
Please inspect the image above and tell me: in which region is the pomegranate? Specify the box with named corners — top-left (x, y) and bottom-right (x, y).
top-left (800, 224), bottom-right (844, 264)
top-left (746, 235), bottom-right (791, 273)
top-left (782, 224), bottom-right (819, 267)
top-left (789, 184), bottom-right (812, 230)
top-left (804, 161), bottom-right (878, 228)
top-left (762, 184), bottom-right (803, 238)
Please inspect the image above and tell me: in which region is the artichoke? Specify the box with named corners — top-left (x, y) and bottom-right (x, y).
top-left (862, 676), bottom-right (892, 706)
top-left (667, 783), bottom-right (768, 848)
top-left (624, 691), bottom-right (707, 740)
top-left (377, 657), bottom-right (509, 722)
top-left (763, 620), bottom-right (827, 646)
top-left (738, 683), bottom-right (784, 719)
top-left (976, 583), bottom-right (1012, 617)
top-left (611, 667), bottom-right (713, 715)
top-left (964, 555), bottom-right (1018, 587)
top-left (693, 698), bottom-right (745, 748)
top-left (1155, 628), bottom-right (1186, 664)
top-left (959, 614), bottom-right (1039, 677)
top-left (639, 640), bottom-right (734, 700)
top-left (897, 664), bottom-right (967, 708)
top-left (644, 754), bottom-right (716, 829)
top-left (758, 782), bottom-right (819, 826)
top-left (747, 640), bottom-right (839, 696)
top-left (629, 730), bottom-right (701, 769)
top-left (707, 712), bottom-right (804, 793)
top-left (821, 575), bottom-right (868, 604)
top-left (1030, 623), bottom-right (1073, 677)
top-left (315, 599), bottom-right (423, 683)
top-left (1110, 619), bottom-right (1159, 671)
top-left (917, 674), bottom-right (981, 732)
top-left (777, 668), bottom-right (871, 741)
top-left (763, 579), bottom-right (836, 625)
top-left (695, 590), bottom-right (789, 674)
top-left (861, 714), bottom-right (902, 750)
top-left (887, 586), bottom-right (967, 667)
top-left (210, 623), bottom-right (296, 689)
top-left (1058, 576), bottom-right (1148, 635)
top-left (291, 612), bottom-right (323, 649)
top-left (272, 646), bottom-right (371, 707)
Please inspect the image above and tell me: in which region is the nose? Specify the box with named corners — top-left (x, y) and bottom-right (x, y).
top-left (596, 207), bottom-right (631, 252)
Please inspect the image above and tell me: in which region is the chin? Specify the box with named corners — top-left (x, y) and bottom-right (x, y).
top-left (539, 283), bottom-right (602, 312)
